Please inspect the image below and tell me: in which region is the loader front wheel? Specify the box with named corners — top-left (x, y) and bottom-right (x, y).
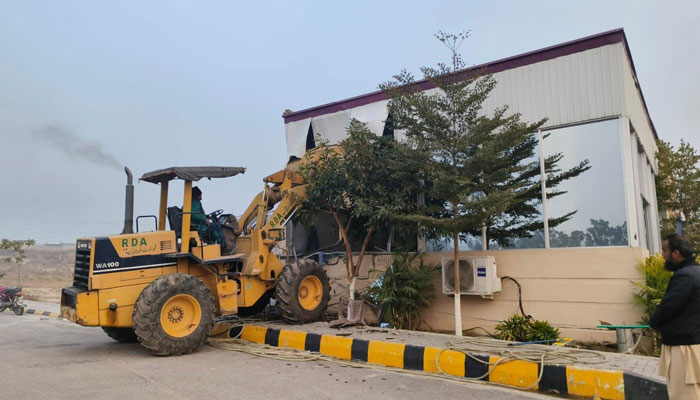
top-left (132, 274), bottom-right (215, 356)
top-left (275, 259), bottom-right (330, 323)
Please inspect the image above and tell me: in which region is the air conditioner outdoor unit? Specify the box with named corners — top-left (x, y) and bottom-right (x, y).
top-left (442, 256), bottom-right (502, 296)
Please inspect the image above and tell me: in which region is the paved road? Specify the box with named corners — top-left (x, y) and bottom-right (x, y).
top-left (0, 309), bottom-right (556, 400)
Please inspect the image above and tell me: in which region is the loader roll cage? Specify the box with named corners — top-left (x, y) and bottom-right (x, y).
top-left (139, 166), bottom-right (246, 254)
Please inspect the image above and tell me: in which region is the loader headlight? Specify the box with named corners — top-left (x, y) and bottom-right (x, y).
top-left (77, 241), bottom-right (91, 250)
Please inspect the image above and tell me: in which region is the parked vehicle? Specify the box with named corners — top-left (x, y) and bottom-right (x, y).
top-left (0, 273), bottom-right (25, 315)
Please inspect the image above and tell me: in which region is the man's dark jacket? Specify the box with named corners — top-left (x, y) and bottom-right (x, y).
top-left (650, 258), bottom-right (700, 345)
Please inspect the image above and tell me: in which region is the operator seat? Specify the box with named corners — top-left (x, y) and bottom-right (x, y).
top-left (167, 206), bottom-right (183, 239)
top-left (167, 205), bottom-right (215, 245)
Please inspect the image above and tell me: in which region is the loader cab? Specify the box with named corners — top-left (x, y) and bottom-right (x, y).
top-left (139, 166), bottom-right (246, 257)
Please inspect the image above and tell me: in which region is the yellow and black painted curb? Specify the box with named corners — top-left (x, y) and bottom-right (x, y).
top-left (240, 325), bottom-right (668, 400)
top-left (25, 309), bottom-right (62, 318)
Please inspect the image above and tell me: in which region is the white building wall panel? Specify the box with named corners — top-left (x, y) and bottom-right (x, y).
top-left (285, 117), bottom-right (311, 160)
top-left (479, 43), bottom-right (625, 129)
top-left (621, 49), bottom-right (658, 172)
top-left (287, 42), bottom-right (653, 163)
top-left (284, 37), bottom-right (662, 251)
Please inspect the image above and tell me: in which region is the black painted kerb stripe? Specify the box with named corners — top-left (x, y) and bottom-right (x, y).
top-left (351, 339), bottom-right (369, 362)
top-left (305, 333), bottom-right (322, 352)
top-left (465, 354), bottom-right (490, 380)
top-left (538, 364), bottom-right (568, 395)
top-left (264, 328), bottom-right (280, 346)
top-left (243, 326), bottom-right (670, 400)
top-left (403, 345), bottom-right (424, 370)
top-left (623, 372), bottom-right (669, 400)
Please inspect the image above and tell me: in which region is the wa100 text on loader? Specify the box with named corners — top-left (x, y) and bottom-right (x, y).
top-left (60, 164), bottom-right (330, 355)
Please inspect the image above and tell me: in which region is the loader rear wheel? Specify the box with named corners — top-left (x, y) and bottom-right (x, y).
top-left (275, 259), bottom-right (330, 323)
top-left (102, 327), bottom-right (137, 343)
top-left (132, 273), bottom-right (215, 356)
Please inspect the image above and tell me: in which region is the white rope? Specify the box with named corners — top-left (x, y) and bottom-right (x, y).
top-left (207, 321), bottom-right (607, 392)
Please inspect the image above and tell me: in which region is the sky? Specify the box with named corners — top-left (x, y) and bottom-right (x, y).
top-left (1, 1), bottom-right (698, 244)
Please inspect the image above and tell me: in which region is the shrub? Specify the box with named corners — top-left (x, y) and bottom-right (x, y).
top-left (528, 319), bottom-right (560, 342)
top-left (632, 254), bottom-right (672, 353)
top-left (495, 314), bottom-right (559, 342)
top-left (364, 252), bottom-right (436, 330)
top-left (495, 314), bottom-right (531, 342)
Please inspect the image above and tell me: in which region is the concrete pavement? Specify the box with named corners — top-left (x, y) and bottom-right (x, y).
top-left (0, 303), bottom-right (554, 400)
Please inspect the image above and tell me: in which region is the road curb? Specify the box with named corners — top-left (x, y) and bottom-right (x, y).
top-left (25, 309), bottom-right (62, 318)
top-left (240, 325), bottom-right (668, 400)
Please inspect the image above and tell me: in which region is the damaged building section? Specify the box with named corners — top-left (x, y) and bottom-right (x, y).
top-left (281, 28), bottom-right (661, 343)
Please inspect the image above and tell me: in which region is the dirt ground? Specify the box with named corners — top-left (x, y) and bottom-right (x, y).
top-left (0, 244), bottom-right (73, 303)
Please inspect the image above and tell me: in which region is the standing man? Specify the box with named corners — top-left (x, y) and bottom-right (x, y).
top-left (651, 233), bottom-right (700, 399)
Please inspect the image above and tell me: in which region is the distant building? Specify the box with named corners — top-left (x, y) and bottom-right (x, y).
top-left (282, 28), bottom-right (660, 254)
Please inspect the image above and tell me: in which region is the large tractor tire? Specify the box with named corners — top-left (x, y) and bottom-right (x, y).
top-left (132, 273), bottom-right (215, 356)
top-left (275, 259), bottom-right (330, 323)
top-left (102, 327), bottom-right (138, 343)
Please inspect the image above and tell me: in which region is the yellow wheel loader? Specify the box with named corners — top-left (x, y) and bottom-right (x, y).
top-left (61, 165), bottom-right (330, 356)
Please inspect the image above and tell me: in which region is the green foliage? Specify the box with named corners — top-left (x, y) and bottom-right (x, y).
top-left (341, 120), bottom-right (422, 233)
top-left (632, 254), bottom-right (671, 318)
top-left (1, 239), bottom-right (36, 265)
top-left (364, 253), bottom-right (436, 330)
top-left (495, 314), bottom-right (532, 342)
top-left (298, 140), bottom-right (348, 223)
top-left (299, 121), bottom-right (422, 280)
top-left (494, 314), bottom-right (560, 342)
top-left (528, 320), bottom-right (561, 342)
top-left (655, 139), bottom-right (700, 248)
top-left (1, 239), bottom-right (35, 286)
top-left (380, 31), bottom-right (588, 251)
top-left (632, 254), bottom-right (672, 352)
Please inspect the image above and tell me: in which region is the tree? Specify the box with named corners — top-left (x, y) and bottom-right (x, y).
top-left (1, 239), bottom-right (36, 286)
top-left (584, 220), bottom-right (628, 246)
top-left (655, 139), bottom-right (700, 246)
top-left (300, 120), bottom-right (421, 299)
top-left (478, 145), bottom-right (589, 248)
top-left (380, 31), bottom-right (587, 334)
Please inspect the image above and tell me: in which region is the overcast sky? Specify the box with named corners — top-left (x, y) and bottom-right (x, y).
top-left (1, 1), bottom-right (698, 244)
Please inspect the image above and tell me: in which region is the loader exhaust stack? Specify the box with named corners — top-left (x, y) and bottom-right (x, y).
top-left (121, 166), bottom-right (134, 234)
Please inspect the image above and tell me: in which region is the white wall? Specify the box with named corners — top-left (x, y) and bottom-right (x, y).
top-left (482, 43), bottom-right (625, 129)
top-left (285, 41), bottom-right (662, 250)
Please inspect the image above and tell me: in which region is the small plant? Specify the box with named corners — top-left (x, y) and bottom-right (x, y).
top-left (495, 315), bottom-right (559, 342)
top-left (495, 314), bottom-right (532, 342)
top-left (527, 319), bottom-right (560, 342)
top-left (364, 252), bottom-right (436, 330)
top-left (632, 254), bottom-right (672, 354)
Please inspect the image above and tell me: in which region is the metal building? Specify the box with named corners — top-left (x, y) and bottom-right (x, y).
top-left (282, 28), bottom-right (660, 253)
